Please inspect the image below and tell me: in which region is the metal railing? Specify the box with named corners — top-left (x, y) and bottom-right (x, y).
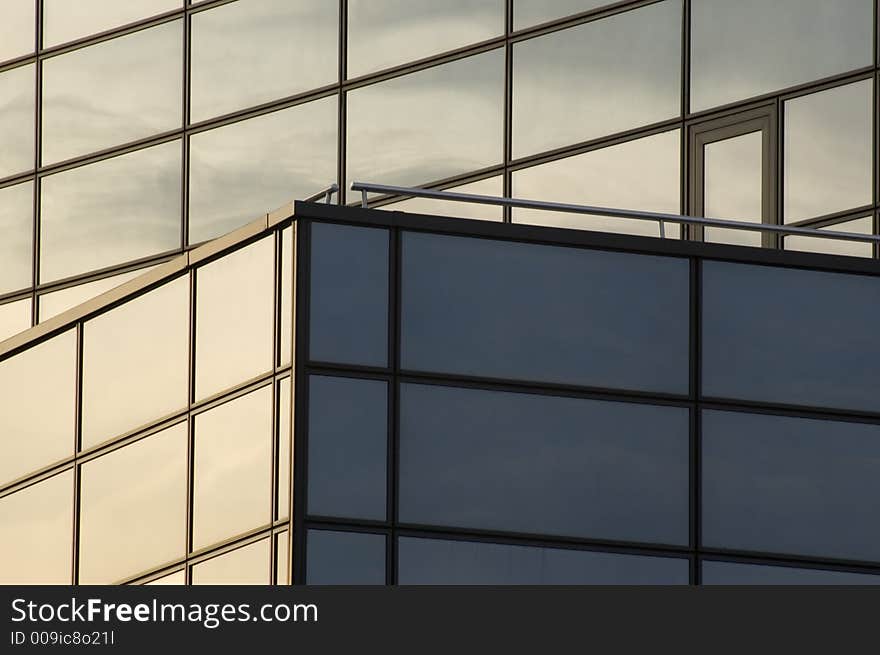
top-left (348, 181), bottom-right (880, 246)
top-left (303, 183), bottom-right (339, 204)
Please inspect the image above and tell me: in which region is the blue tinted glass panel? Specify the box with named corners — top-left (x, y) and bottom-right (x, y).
top-left (702, 261), bottom-right (880, 412)
top-left (309, 223), bottom-right (388, 367)
top-left (702, 560), bottom-right (880, 585)
top-left (308, 375), bottom-right (387, 520)
top-left (399, 537), bottom-right (689, 585)
top-left (306, 529), bottom-right (386, 585)
top-left (400, 384), bottom-right (689, 545)
top-left (702, 410), bottom-right (880, 562)
top-left (402, 232), bottom-right (689, 393)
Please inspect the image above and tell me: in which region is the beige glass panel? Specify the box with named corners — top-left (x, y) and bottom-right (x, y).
top-left (40, 140), bottom-right (181, 283)
top-left (79, 423), bottom-right (187, 584)
top-left (784, 217), bottom-right (873, 259)
top-left (189, 96), bottom-right (336, 244)
top-left (145, 570), bottom-right (186, 585)
top-left (513, 1), bottom-right (680, 159)
top-left (0, 329), bottom-right (76, 486)
top-left (513, 130), bottom-right (681, 238)
top-left (195, 237), bottom-right (274, 401)
top-left (38, 265), bottom-right (158, 322)
top-left (0, 470), bottom-right (73, 584)
top-left (784, 80), bottom-right (872, 223)
top-left (704, 131), bottom-right (763, 247)
top-left (275, 531), bottom-right (289, 584)
top-left (280, 227), bottom-right (293, 365)
top-left (82, 277), bottom-right (189, 449)
top-left (42, 21), bottom-right (182, 164)
top-left (348, 0), bottom-right (502, 78)
top-left (0, 180), bottom-right (32, 295)
top-left (347, 50), bottom-right (503, 190)
top-left (193, 386), bottom-right (272, 550)
top-left (0, 64), bottom-right (35, 179)
top-left (0, 298), bottom-right (31, 342)
top-left (514, 0), bottom-right (610, 30)
top-left (191, 0), bottom-right (336, 122)
top-left (383, 177), bottom-right (504, 222)
top-left (43, 0), bottom-right (181, 47)
top-left (0, 1), bottom-right (35, 62)
top-left (191, 538), bottom-right (270, 585)
top-left (277, 378), bottom-right (291, 519)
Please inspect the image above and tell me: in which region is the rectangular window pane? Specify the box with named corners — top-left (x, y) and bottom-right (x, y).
top-left (39, 141), bottom-right (181, 283)
top-left (38, 265), bottom-right (158, 322)
top-left (309, 223), bottom-right (388, 367)
top-left (308, 375), bottom-right (387, 520)
top-left (400, 383), bottom-right (689, 545)
top-left (79, 423), bottom-right (187, 584)
top-left (703, 131), bottom-right (763, 248)
top-left (0, 298), bottom-right (31, 343)
top-left (0, 181), bottom-right (33, 295)
top-left (193, 387), bottom-right (272, 551)
top-left (513, 1), bottom-right (680, 158)
top-left (514, 0), bottom-right (611, 30)
top-left (701, 560), bottom-right (880, 586)
top-left (691, 0), bottom-right (872, 111)
top-left (82, 276), bottom-right (189, 449)
top-left (43, 0), bottom-right (180, 47)
top-left (279, 227), bottom-right (293, 365)
top-left (276, 378), bottom-right (291, 520)
top-left (195, 237), bottom-right (274, 401)
top-left (275, 531), bottom-right (289, 585)
top-left (191, 0), bottom-right (336, 122)
top-left (306, 529), bottom-right (386, 585)
top-left (382, 177), bottom-right (504, 222)
top-left (189, 97), bottom-right (336, 243)
top-left (0, 471), bottom-right (73, 584)
top-left (145, 570), bottom-right (185, 585)
top-left (703, 410), bottom-right (880, 562)
top-left (702, 261), bottom-right (880, 412)
top-left (512, 130), bottom-right (680, 238)
top-left (399, 537), bottom-right (689, 585)
top-left (348, 0), bottom-right (502, 78)
top-left (41, 21), bottom-right (182, 164)
top-left (784, 80), bottom-right (872, 223)
top-left (347, 51), bottom-right (503, 189)
top-left (0, 330), bottom-right (76, 486)
top-left (783, 217), bottom-right (873, 259)
top-left (191, 538), bottom-right (270, 585)
top-left (402, 232), bottom-right (689, 394)
top-left (0, 1), bottom-right (35, 62)
top-left (0, 64), bottom-right (35, 178)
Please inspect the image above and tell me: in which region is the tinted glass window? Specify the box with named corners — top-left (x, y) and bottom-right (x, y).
top-left (39, 266), bottom-right (156, 322)
top-left (702, 410), bottom-right (880, 562)
top-left (191, 538), bottom-right (270, 585)
top-left (784, 217), bottom-right (873, 259)
top-left (383, 177), bottom-right (504, 222)
top-left (0, 1), bottom-right (35, 62)
top-left (400, 383), bottom-right (689, 545)
top-left (514, 0), bottom-right (611, 30)
top-left (43, 0), bottom-right (180, 47)
top-left (276, 378), bottom-right (291, 520)
top-left (402, 232), bottom-right (689, 394)
top-left (306, 529), bottom-right (386, 585)
top-left (701, 560), bottom-right (880, 585)
top-left (0, 298), bottom-right (31, 342)
top-left (0, 64), bottom-right (35, 178)
top-left (0, 181), bottom-right (33, 295)
top-left (702, 261), bottom-right (880, 412)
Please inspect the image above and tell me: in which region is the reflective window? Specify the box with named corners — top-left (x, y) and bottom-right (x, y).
top-left (703, 410), bottom-right (880, 563)
top-left (306, 529), bottom-right (386, 585)
top-left (513, 1), bottom-right (680, 158)
top-left (0, 471), bottom-right (73, 584)
top-left (399, 537), bottom-right (689, 585)
top-left (702, 261), bottom-right (880, 412)
top-left (145, 570), bottom-right (185, 585)
top-left (279, 227), bottom-right (293, 365)
top-left (402, 232), bottom-right (689, 394)
top-left (348, 0), bottom-right (502, 78)
top-left (79, 423), bottom-right (187, 584)
top-left (0, 298), bottom-right (31, 342)
top-left (382, 177), bottom-right (504, 222)
top-left (276, 378), bottom-right (291, 520)
top-left (347, 51), bottom-right (503, 189)
top-left (0, 181), bottom-right (33, 295)
top-left (195, 237), bottom-right (274, 401)
top-left (82, 277), bottom-right (189, 449)
top-left (189, 97), bottom-right (336, 243)
top-left (513, 130), bottom-right (680, 238)
top-left (0, 330), bottom-right (76, 486)
top-left (41, 21), bottom-right (182, 164)
top-left (191, 538), bottom-right (270, 585)
top-left (0, 1), bottom-right (35, 62)
top-left (703, 131), bottom-right (763, 247)
top-left (308, 376), bottom-right (387, 520)
top-left (38, 266), bottom-right (158, 322)
top-left (784, 217), bottom-right (873, 259)
top-left (784, 80), bottom-right (872, 223)
top-left (191, 0), bottom-right (336, 122)
top-left (309, 223), bottom-right (388, 367)
top-left (43, 0), bottom-right (180, 47)
top-left (691, 0), bottom-right (872, 111)
top-left (514, 0), bottom-right (611, 30)
top-left (193, 387), bottom-right (272, 551)
top-left (275, 531), bottom-right (289, 585)
top-left (39, 141), bottom-right (181, 283)
top-left (0, 64), bottom-right (35, 178)
top-left (400, 384), bottom-right (689, 545)
top-left (701, 560), bottom-right (880, 586)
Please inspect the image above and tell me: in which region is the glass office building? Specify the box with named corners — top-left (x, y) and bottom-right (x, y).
top-left (2, 0), bottom-right (880, 584)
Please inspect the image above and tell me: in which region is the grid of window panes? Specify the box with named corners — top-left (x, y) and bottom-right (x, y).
top-left (0, 221), bottom-right (294, 585)
top-left (301, 216), bottom-right (880, 586)
top-left (2, 0), bottom-right (879, 344)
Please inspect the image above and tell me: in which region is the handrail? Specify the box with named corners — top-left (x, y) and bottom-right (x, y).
top-left (303, 183), bottom-right (339, 204)
top-left (349, 181), bottom-right (880, 246)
